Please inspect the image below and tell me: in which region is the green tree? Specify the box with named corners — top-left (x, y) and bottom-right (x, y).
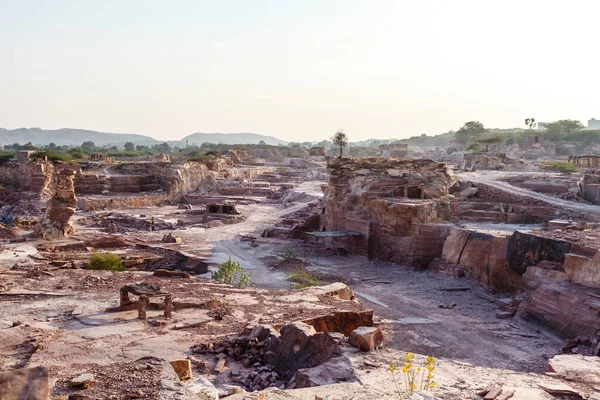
top-left (153, 142), bottom-right (172, 153)
top-left (525, 118), bottom-right (536, 130)
top-left (454, 121), bottom-right (487, 145)
top-left (47, 142), bottom-right (56, 149)
top-left (258, 140), bottom-right (266, 145)
top-left (81, 141), bottom-right (95, 153)
top-left (124, 142), bottom-right (135, 152)
top-left (331, 130), bottom-right (348, 158)
top-left (476, 136), bottom-right (504, 152)
top-left (544, 119), bottom-right (584, 142)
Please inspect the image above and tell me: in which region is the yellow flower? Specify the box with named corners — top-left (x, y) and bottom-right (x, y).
top-left (401, 364), bottom-right (409, 373)
top-left (429, 381), bottom-right (436, 388)
top-left (426, 364), bottom-right (434, 372)
top-left (389, 363), bottom-right (396, 373)
top-left (405, 352), bottom-right (414, 362)
top-left (427, 356), bottom-right (435, 364)
top-left (427, 373), bottom-right (433, 379)
top-left (409, 382), bottom-right (417, 390)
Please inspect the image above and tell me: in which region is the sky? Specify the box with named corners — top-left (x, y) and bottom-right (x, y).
top-left (2, 0), bottom-right (600, 142)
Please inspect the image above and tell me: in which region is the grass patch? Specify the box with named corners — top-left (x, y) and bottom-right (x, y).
top-left (85, 253), bottom-right (125, 271)
top-left (541, 161), bottom-right (578, 173)
top-left (287, 267), bottom-right (321, 289)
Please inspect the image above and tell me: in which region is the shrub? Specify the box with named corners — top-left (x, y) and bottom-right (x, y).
top-left (212, 257), bottom-right (253, 287)
top-left (85, 253), bottom-right (125, 271)
top-left (287, 267), bottom-right (321, 289)
top-left (542, 161), bottom-right (578, 173)
top-left (283, 247), bottom-right (295, 259)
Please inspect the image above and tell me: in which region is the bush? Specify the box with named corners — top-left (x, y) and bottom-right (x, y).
top-left (283, 247), bottom-right (295, 259)
top-left (555, 145), bottom-right (574, 156)
top-left (212, 257), bottom-right (253, 287)
top-left (85, 253), bottom-right (125, 271)
top-left (542, 161), bottom-right (578, 173)
top-left (287, 267), bottom-right (321, 289)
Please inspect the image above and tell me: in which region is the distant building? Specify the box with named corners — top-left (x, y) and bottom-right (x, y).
top-left (16, 150), bottom-right (35, 162)
top-left (521, 135), bottom-right (543, 145)
top-left (570, 154), bottom-right (600, 168)
top-left (152, 154), bottom-right (171, 162)
top-left (588, 118), bottom-right (600, 130)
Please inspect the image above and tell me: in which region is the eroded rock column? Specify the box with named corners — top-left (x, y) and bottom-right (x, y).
top-left (35, 167), bottom-right (77, 238)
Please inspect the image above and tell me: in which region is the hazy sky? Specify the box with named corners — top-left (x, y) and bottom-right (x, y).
top-left (2, 0), bottom-right (600, 142)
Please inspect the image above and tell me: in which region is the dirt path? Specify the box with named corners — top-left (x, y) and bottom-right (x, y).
top-left (458, 170), bottom-right (600, 217)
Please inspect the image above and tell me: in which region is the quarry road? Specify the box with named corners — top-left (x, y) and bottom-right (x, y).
top-left (458, 170), bottom-right (600, 217)
top-left (300, 254), bottom-right (562, 373)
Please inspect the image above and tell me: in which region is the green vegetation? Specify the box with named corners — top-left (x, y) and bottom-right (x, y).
top-left (212, 257), bottom-right (253, 287)
top-left (85, 253), bottom-right (125, 271)
top-left (542, 161), bottom-right (578, 173)
top-left (287, 267), bottom-right (321, 289)
top-left (476, 136), bottom-right (504, 152)
top-left (454, 121), bottom-right (487, 145)
top-left (283, 247), bottom-right (295, 259)
top-left (390, 353), bottom-right (437, 397)
top-left (331, 130), bottom-right (349, 158)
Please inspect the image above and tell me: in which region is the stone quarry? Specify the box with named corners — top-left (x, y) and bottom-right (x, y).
top-left (1, 149), bottom-right (600, 400)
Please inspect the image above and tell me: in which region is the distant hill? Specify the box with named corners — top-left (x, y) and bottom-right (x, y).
top-left (0, 128), bottom-right (287, 147)
top-left (180, 132), bottom-right (286, 146)
top-left (0, 128), bottom-right (157, 147)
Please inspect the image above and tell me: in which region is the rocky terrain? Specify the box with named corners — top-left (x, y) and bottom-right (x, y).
top-left (1, 152), bottom-right (600, 399)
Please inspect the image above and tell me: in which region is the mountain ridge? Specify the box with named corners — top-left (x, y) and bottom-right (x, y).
top-left (0, 128), bottom-right (287, 147)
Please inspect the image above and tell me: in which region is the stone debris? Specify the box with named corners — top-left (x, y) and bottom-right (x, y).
top-left (70, 373), bottom-right (95, 388)
top-left (162, 233), bottom-right (183, 244)
top-left (348, 326), bottom-right (384, 351)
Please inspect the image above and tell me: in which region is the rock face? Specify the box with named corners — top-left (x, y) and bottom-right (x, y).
top-left (323, 158), bottom-right (455, 265)
top-left (35, 166), bottom-right (77, 238)
top-left (441, 228), bottom-right (523, 293)
top-left (264, 322), bottom-right (338, 380)
top-left (506, 231), bottom-right (573, 275)
top-left (0, 366), bottom-right (49, 400)
top-left (517, 282), bottom-right (600, 339)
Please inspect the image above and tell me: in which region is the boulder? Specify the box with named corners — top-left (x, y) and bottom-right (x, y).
top-left (264, 322), bottom-right (338, 380)
top-left (506, 231), bottom-right (572, 275)
top-left (458, 187), bottom-right (479, 198)
top-left (70, 373), bottom-right (95, 388)
top-left (547, 354), bottom-right (600, 389)
top-left (162, 233), bottom-right (182, 244)
top-left (348, 326), bottom-right (384, 351)
top-left (293, 356), bottom-right (355, 388)
top-left (0, 366), bottom-right (49, 400)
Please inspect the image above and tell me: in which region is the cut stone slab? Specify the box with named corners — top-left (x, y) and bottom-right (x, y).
top-left (547, 354), bottom-right (600, 387)
top-left (0, 366), bottom-right (49, 400)
top-left (538, 382), bottom-right (581, 397)
top-left (348, 326), bottom-right (384, 351)
top-left (70, 373), bottom-right (95, 387)
top-left (169, 359), bottom-right (192, 380)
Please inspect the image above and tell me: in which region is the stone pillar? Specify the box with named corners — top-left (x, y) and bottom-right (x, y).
top-left (119, 288), bottom-right (131, 306)
top-left (164, 294), bottom-right (173, 318)
top-left (137, 296), bottom-right (149, 319)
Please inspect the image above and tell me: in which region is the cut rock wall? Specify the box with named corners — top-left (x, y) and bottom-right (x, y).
top-left (323, 158), bottom-right (455, 266)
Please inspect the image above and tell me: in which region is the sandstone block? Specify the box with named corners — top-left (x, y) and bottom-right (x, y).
top-left (169, 359), bottom-right (192, 380)
top-left (348, 326), bottom-right (383, 351)
top-left (70, 373), bottom-right (95, 388)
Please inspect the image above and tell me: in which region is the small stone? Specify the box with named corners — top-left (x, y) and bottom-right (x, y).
top-left (169, 360), bottom-right (192, 380)
top-left (70, 373), bottom-right (95, 388)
